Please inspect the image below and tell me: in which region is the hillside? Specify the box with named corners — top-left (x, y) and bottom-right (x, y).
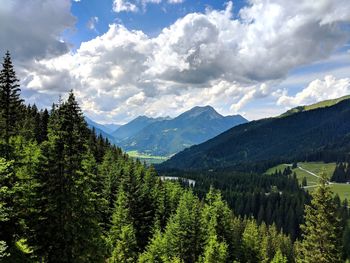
top-left (159, 97), bottom-right (350, 170)
top-left (119, 106), bottom-right (247, 156)
top-left (280, 95), bottom-right (350, 117)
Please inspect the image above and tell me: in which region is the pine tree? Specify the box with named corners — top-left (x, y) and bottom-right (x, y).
top-left (32, 91), bottom-right (105, 262)
top-left (138, 229), bottom-right (166, 263)
top-left (200, 188), bottom-right (234, 260)
top-left (242, 218), bottom-right (261, 262)
top-left (162, 191), bottom-right (202, 263)
top-left (38, 108), bottom-right (49, 143)
top-left (342, 221), bottom-right (350, 261)
top-left (0, 158), bottom-right (15, 257)
top-left (0, 51), bottom-right (23, 157)
top-left (109, 188), bottom-right (138, 263)
top-left (297, 173), bottom-right (343, 263)
top-left (198, 234), bottom-right (228, 263)
top-left (271, 249), bottom-right (287, 263)
top-left (118, 160), bottom-right (158, 250)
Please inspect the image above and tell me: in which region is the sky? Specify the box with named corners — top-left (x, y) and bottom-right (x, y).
top-left (1, 0), bottom-right (350, 124)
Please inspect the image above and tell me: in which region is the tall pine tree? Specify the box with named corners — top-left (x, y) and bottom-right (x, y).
top-left (32, 91), bottom-right (105, 262)
top-left (0, 51), bottom-right (22, 157)
top-left (297, 173), bottom-right (343, 263)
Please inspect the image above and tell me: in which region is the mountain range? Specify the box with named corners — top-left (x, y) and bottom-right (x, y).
top-left (159, 96), bottom-right (350, 171)
top-left (118, 106), bottom-right (247, 156)
top-left (112, 115), bottom-right (170, 141)
top-left (85, 117), bottom-right (118, 142)
top-left (85, 106), bottom-right (247, 156)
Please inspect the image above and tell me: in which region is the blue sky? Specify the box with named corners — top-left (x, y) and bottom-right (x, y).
top-left (68, 0), bottom-right (247, 46)
top-left (1, 0), bottom-right (350, 124)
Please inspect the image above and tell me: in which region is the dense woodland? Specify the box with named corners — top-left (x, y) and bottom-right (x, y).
top-left (0, 51), bottom-right (349, 262)
top-left (164, 167), bottom-right (350, 243)
top-left (165, 169), bottom-right (310, 240)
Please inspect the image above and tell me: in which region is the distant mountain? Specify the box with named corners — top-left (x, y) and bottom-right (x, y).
top-left (112, 116), bottom-right (169, 141)
top-left (85, 117), bottom-right (120, 134)
top-left (85, 117), bottom-right (116, 142)
top-left (159, 97), bottom-right (350, 171)
top-left (103, 123), bottom-right (121, 133)
top-left (119, 106), bottom-right (247, 156)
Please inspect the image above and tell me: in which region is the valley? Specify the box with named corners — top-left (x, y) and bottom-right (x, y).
top-left (266, 162), bottom-right (350, 200)
top-left (126, 150), bottom-right (168, 164)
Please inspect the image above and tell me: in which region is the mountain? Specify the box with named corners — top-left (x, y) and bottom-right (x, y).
top-left (119, 106), bottom-right (247, 156)
top-left (85, 117), bottom-right (116, 142)
top-left (112, 116), bottom-right (169, 141)
top-left (102, 123), bottom-right (121, 133)
top-left (159, 97), bottom-right (350, 171)
top-left (85, 117), bottom-right (121, 134)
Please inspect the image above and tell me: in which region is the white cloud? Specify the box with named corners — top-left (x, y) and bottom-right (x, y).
top-left (277, 75), bottom-right (350, 107)
top-left (168, 0), bottom-right (185, 4)
top-left (87, 16), bottom-right (99, 31)
top-left (113, 0), bottom-right (182, 13)
top-left (168, 0), bottom-right (184, 3)
top-left (5, 0), bottom-right (350, 123)
top-left (113, 0), bottom-right (138, 13)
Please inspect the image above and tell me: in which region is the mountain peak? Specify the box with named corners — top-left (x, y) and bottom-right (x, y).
top-left (179, 105), bottom-right (222, 119)
top-left (191, 105), bottom-right (216, 112)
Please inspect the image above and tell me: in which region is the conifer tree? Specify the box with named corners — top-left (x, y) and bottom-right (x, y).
top-left (109, 188), bottom-right (138, 263)
top-left (271, 249), bottom-right (287, 263)
top-left (162, 191), bottom-right (202, 263)
top-left (0, 158), bottom-right (15, 257)
top-left (198, 234), bottom-right (228, 263)
top-left (200, 188), bottom-right (234, 260)
top-left (138, 229), bottom-right (166, 263)
top-left (297, 173), bottom-right (343, 263)
top-left (343, 221), bottom-right (350, 261)
top-left (32, 91), bottom-right (105, 262)
top-left (242, 219), bottom-right (261, 262)
top-left (0, 51), bottom-right (22, 157)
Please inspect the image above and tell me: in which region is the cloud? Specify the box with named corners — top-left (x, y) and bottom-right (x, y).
top-left (113, 0), bottom-right (138, 13)
top-left (113, 0), bottom-right (181, 13)
top-left (5, 0), bottom-right (350, 123)
top-left (0, 0), bottom-right (75, 62)
top-left (168, 0), bottom-right (184, 3)
top-left (277, 75), bottom-right (350, 107)
top-left (87, 16), bottom-right (99, 31)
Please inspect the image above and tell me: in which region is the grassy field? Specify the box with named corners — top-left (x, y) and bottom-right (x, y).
top-left (266, 162), bottom-right (350, 200)
top-left (303, 95), bottom-right (350, 111)
top-left (127, 150), bottom-right (168, 165)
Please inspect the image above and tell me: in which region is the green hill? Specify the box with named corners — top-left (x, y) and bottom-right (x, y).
top-left (280, 95), bottom-right (350, 117)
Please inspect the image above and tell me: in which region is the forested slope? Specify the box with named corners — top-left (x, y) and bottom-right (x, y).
top-left (160, 98), bottom-right (350, 171)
